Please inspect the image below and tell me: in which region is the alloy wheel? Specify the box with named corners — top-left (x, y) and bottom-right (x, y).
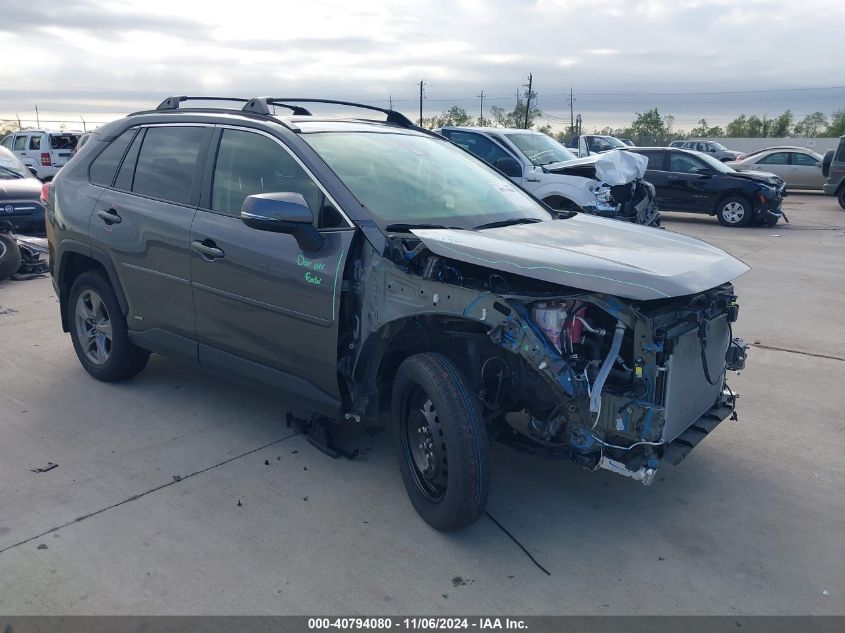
top-left (722, 201), bottom-right (746, 224)
top-left (74, 289), bottom-right (113, 365)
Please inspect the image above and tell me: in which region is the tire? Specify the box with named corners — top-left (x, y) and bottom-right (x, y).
top-left (0, 234), bottom-right (22, 281)
top-left (716, 196), bottom-right (752, 227)
top-left (68, 270), bottom-right (149, 382)
top-left (838, 186), bottom-right (845, 210)
top-left (391, 353), bottom-right (489, 531)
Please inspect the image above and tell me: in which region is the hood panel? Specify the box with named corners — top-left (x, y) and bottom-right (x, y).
top-left (729, 169), bottom-right (782, 186)
top-left (412, 215), bottom-right (749, 301)
top-left (544, 150), bottom-right (647, 186)
top-left (0, 178), bottom-right (42, 198)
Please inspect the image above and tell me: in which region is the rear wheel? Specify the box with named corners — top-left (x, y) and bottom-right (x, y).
top-left (0, 234), bottom-right (22, 281)
top-left (392, 353), bottom-right (489, 531)
top-left (838, 186), bottom-right (845, 210)
top-left (716, 196), bottom-right (752, 227)
top-left (68, 271), bottom-right (149, 381)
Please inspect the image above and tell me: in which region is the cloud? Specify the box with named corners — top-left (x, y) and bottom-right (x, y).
top-left (1, 0), bottom-right (844, 130)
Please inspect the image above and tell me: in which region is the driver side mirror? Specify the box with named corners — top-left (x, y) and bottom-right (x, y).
top-left (240, 192), bottom-right (324, 252)
top-left (494, 156), bottom-right (523, 178)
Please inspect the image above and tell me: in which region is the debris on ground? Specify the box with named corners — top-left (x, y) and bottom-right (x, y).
top-left (30, 462), bottom-right (58, 473)
top-left (237, 499), bottom-right (243, 507)
top-left (37, 543), bottom-right (48, 550)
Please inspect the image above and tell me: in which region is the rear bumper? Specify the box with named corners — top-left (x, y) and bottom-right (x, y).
top-left (823, 181), bottom-right (841, 196)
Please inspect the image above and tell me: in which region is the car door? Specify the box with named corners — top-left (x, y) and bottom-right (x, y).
top-left (12, 134), bottom-right (29, 166)
top-left (664, 152), bottom-right (719, 212)
top-left (753, 151), bottom-right (791, 182)
top-left (632, 150), bottom-right (669, 204)
top-left (189, 126), bottom-right (354, 411)
top-left (89, 124), bottom-right (212, 358)
top-left (791, 152), bottom-right (823, 189)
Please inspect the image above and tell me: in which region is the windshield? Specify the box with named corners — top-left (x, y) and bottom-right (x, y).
top-left (50, 134), bottom-right (79, 150)
top-left (304, 131), bottom-right (551, 230)
top-left (694, 151), bottom-right (735, 173)
top-left (0, 148), bottom-right (30, 179)
top-left (503, 132), bottom-right (576, 166)
top-left (600, 136), bottom-right (627, 149)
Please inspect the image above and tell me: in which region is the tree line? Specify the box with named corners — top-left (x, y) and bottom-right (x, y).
top-left (422, 100), bottom-right (845, 146)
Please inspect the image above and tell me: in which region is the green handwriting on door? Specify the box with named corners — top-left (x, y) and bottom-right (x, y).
top-left (298, 254), bottom-right (327, 285)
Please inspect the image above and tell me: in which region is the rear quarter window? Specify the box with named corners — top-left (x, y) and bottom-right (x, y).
top-left (836, 139), bottom-right (845, 163)
top-left (89, 129), bottom-right (136, 187)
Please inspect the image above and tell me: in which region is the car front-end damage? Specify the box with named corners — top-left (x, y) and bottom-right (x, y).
top-left (543, 151), bottom-right (661, 227)
top-left (339, 217), bottom-right (749, 485)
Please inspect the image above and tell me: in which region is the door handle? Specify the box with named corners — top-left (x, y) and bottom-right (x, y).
top-left (97, 208), bottom-right (122, 224)
top-left (191, 240), bottom-right (225, 260)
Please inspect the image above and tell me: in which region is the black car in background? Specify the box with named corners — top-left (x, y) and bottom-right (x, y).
top-left (623, 147), bottom-right (785, 227)
top-left (0, 147), bottom-right (46, 235)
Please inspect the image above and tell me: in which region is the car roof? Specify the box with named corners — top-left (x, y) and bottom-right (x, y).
top-left (440, 126), bottom-right (548, 135)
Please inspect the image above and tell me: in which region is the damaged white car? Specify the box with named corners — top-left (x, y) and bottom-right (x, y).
top-left (438, 127), bottom-right (660, 226)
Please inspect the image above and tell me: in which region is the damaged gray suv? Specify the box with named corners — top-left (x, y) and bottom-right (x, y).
top-left (46, 97), bottom-right (750, 531)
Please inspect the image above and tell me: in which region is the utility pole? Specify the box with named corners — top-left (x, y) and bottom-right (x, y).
top-left (522, 73), bottom-right (533, 129)
top-left (35, 105), bottom-right (40, 127)
top-left (568, 86), bottom-right (575, 136)
top-left (15, 114), bottom-right (21, 130)
top-left (80, 115), bottom-right (87, 132)
top-left (389, 95), bottom-right (393, 110)
top-left (477, 89), bottom-right (485, 125)
top-left (418, 79), bottom-right (426, 127)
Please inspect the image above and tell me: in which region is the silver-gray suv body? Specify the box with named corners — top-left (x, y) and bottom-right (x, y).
top-left (47, 97), bottom-right (750, 530)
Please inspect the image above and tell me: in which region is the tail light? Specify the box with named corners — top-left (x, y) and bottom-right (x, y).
top-left (40, 152), bottom-right (51, 166)
top-left (40, 182), bottom-right (50, 205)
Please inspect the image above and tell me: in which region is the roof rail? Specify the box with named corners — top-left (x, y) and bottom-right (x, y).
top-left (156, 96), bottom-right (252, 111)
top-left (256, 98), bottom-right (415, 127)
top-left (242, 98), bottom-right (312, 116)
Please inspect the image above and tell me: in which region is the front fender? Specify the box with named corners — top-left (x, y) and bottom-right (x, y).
top-left (531, 175), bottom-right (596, 208)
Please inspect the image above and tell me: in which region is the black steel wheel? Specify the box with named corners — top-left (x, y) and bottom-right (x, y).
top-left (392, 353), bottom-right (489, 531)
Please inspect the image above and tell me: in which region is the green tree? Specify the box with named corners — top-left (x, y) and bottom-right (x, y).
top-left (629, 108), bottom-right (673, 144)
top-left (536, 123), bottom-right (553, 136)
top-left (432, 106), bottom-right (472, 128)
top-left (508, 96), bottom-right (542, 129)
top-left (827, 110), bottom-right (845, 137)
top-left (794, 112), bottom-right (829, 138)
top-left (725, 115), bottom-right (748, 137)
top-left (770, 110), bottom-right (793, 137)
top-left (744, 115), bottom-right (763, 137)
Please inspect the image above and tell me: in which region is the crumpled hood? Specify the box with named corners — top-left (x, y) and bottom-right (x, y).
top-left (412, 214), bottom-right (749, 301)
top-left (543, 150), bottom-right (647, 186)
top-left (728, 169), bottom-right (783, 187)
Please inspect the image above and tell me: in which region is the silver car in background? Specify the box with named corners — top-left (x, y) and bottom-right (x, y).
top-left (726, 147), bottom-right (824, 190)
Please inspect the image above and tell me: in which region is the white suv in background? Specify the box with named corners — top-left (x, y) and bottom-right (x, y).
top-left (0, 129), bottom-right (82, 180)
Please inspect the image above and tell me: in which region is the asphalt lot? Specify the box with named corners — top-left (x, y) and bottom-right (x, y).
top-left (1, 193), bottom-right (843, 615)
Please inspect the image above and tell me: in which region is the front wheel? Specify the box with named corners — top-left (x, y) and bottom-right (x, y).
top-left (391, 353), bottom-right (489, 531)
top-left (838, 187), bottom-right (845, 210)
top-left (0, 234), bottom-right (22, 281)
top-left (716, 196), bottom-right (752, 227)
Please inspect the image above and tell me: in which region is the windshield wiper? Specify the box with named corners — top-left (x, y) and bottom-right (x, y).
top-left (472, 217), bottom-right (543, 231)
top-left (384, 223), bottom-right (462, 233)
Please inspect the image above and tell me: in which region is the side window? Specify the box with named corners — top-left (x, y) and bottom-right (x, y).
top-left (14, 136), bottom-right (26, 151)
top-left (836, 140), bottom-right (845, 162)
top-left (757, 152), bottom-right (789, 165)
top-left (635, 150), bottom-right (664, 170)
top-left (793, 153), bottom-right (819, 167)
top-left (669, 153), bottom-right (703, 174)
top-left (1, 136), bottom-right (12, 149)
top-left (113, 129), bottom-right (144, 191)
top-left (210, 129), bottom-right (343, 228)
top-left (29, 136), bottom-right (41, 150)
top-left (89, 129), bottom-right (136, 187)
top-left (132, 126), bottom-right (206, 206)
top-left (447, 131), bottom-right (511, 166)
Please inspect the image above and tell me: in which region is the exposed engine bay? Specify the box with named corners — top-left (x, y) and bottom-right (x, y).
top-left (338, 224), bottom-right (748, 484)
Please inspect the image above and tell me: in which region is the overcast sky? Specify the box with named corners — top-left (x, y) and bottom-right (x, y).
top-left (1, 0), bottom-right (843, 131)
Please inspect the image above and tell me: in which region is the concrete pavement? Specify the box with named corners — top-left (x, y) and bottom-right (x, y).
top-left (0, 194), bottom-right (842, 614)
